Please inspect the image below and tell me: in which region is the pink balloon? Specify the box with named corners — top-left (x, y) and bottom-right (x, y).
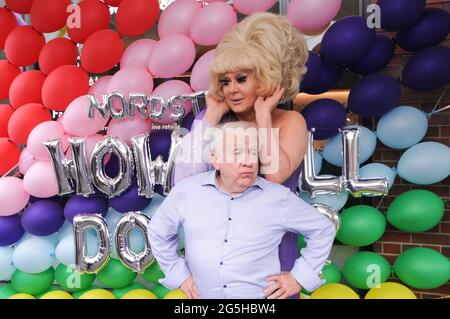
top-left (107, 117), bottom-right (152, 146)
top-left (0, 176), bottom-right (30, 216)
top-left (148, 35), bottom-right (196, 79)
top-left (152, 80), bottom-right (193, 124)
top-left (88, 75), bottom-right (112, 102)
top-left (158, 0), bottom-right (201, 38)
top-left (27, 121), bottom-right (68, 161)
top-left (287, 0), bottom-right (341, 32)
top-left (107, 67), bottom-right (154, 100)
top-left (18, 147), bottom-right (38, 175)
top-left (62, 95), bottom-right (109, 137)
top-left (190, 2), bottom-right (237, 46)
top-left (120, 39), bottom-right (157, 70)
top-left (233, 0), bottom-right (277, 15)
top-left (65, 133), bottom-right (110, 162)
top-left (23, 161), bottom-right (58, 198)
top-left (190, 49), bottom-right (215, 91)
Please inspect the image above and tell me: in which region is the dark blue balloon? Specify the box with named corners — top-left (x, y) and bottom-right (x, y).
top-left (105, 153), bottom-right (120, 178)
top-left (302, 59), bottom-right (342, 95)
top-left (21, 200), bottom-right (64, 236)
top-left (350, 35), bottom-right (395, 75)
top-left (0, 215), bottom-right (24, 246)
top-left (300, 51), bottom-right (322, 92)
top-left (397, 8), bottom-right (450, 52)
top-left (301, 99), bottom-right (347, 140)
top-left (349, 74), bottom-right (401, 117)
top-left (379, 0), bottom-right (426, 31)
top-left (149, 129), bottom-right (172, 161)
top-left (320, 16), bottom-right (376, 66)
top-left (403, 46), bottom-right (450, 91)
top-left (64, 194), bottom-right (108, 223)
top-left (109, 182), bottom-right (152, 213)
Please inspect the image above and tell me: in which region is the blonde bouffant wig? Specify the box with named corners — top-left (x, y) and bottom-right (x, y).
top-left (209, 12), bottom-right (309, 104)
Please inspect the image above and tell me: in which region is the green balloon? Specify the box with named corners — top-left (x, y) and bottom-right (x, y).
top-left (152, 284), bottom-right (172, 298)
top-left (55, 264), bottom-right (96, 292)
top-left (297, 235), bottom-right (306, 252)
top-left (11, 268), bottom-right (55, 295)
top-left (72, 286), bottom-right (101, 299)
top-left (112, 283), bottom-right (146, 298)
top-left (394, 247), bottom-right (450, 289)
top-left (343, 252), bottom-right (391, 289)
top-left (387, 189), bottom-right (444, 233)
top-left (0, 284), bottom-right (17, 299)
top-left (97, 259), bottom-right (137, 289)
top-left (336, 205), bottom-right (386, 247)
top-left (322, 262), bottom-right (342, 284)
top-left (142, 261), bottom-right (165, 284)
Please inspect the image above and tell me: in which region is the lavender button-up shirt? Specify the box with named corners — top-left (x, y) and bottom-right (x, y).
top-left (148, 170), bottom-right (336, 299)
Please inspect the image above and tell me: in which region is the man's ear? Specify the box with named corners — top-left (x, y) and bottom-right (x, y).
top-left (210, 152), bottom-right (220, 170)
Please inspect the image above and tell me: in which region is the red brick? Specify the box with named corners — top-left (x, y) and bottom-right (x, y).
top-left (421, 293), bottom-right (443, 299)
top-left (426, 284), bottom-right (450, 296)
top-left (441, 126), bottom-right (450, 137)
top-left (379, 232), bottom-right (411, 243)
top-left (383, 243), bottom-right (401, 254)
top-left (373, 242), bottom-right (383, 253)
top-left (422, 245), bottom-right (442, 253)
top-left (411, 233), bottom-right (450, 245)
top-left (442, 246), bottom-right (450, 258)
top-left (440, 222), bottom-right (450, 234)
top-left (381, 254), bottom-right (397, 265)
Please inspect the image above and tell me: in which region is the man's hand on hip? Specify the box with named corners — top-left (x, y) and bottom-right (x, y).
top-left (264, 272), bottom-right (301, 299)
top-left (180, 275), bottom-right (200, 299)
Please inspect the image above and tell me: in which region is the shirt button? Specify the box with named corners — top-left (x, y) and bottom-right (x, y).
top-left (230, 198), bottom-right (234, 201)
top-left (228, 218), bottom-right (232, 221)
top-left (220, 262), bottom-right (223, 265)
top-left (224, 239), bottom-right (228, 243)
top-left (223, 285), bottom-right (227, 288)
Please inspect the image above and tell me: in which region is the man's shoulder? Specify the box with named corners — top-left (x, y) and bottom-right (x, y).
top-left (258, 176), bottom-right (291, 195)
top-left (173, 171), bottom-right (213, 189)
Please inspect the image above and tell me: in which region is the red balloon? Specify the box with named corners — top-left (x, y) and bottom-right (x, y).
top-left (104, 0), bottom-right (122, 6)
top-left (81, 29), bottom-right (124, 74)
top-left (8, 103), bottom-right (51, 145)
top-left (0, 138), bottom-right (20, 175)
top-left (30, 0), bottom-right (71, 33)
top-left (4, 26), bottom-right (46, 67)
top-left (0, 60), bottom-right (21, 100)
top-left (0, 7), bottom-right (18, 49)
top-left (42, 65), bottom-right (89, 111)
top-left (116, 0), bottom-right (160, 36)
top-left (5, 0), bottom-right (34, 14)
top-left (9, 70), bottom-right (46, 109)
top-left (67, 0), bottom-right (111, 43)
top-left (39, 38), bottom-right (78, 75)
top-left (0, 105), bottom-right (15, 138)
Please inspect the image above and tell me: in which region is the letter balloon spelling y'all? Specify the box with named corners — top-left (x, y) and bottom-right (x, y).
top-left (74, 215), bottom-right (111, 274)
top-left (115, 211), bottom-right (154, 274)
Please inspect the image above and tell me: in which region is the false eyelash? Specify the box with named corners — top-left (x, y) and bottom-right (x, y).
top-left (219, 79), bottom-right (229, 85)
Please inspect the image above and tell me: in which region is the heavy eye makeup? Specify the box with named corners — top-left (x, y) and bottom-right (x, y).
top-left (219, 73), bottom-right (248, 86)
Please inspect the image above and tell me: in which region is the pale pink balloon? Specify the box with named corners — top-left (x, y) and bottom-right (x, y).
top-left (120, 39), bottom-right (157, 70)
top-left (107, 117), bottom-right (152, 146)
top-left (27, 121), bottom-right (69, 161)
top-left (62, 95), bottom-right (109, 137)
top-left (107, 67), bottom-right (154, 99)
top-left (148, 35), bottom-right (196, 79)
top-left (190, 49), bottom-right (215, 91)
top-left (65, 134), bottom-right (110, 163)
top-left (287, 0), bottom-right (341, 32)
top-left (88, 76), bottom-right (112, 102)
top-left (158, 0), bottom-right (201, 39)
top-left (190, 2), bottom-right (237, 46)
top-left (23, 161), bottom-right (58, 198)
top-left (233, 0), bottom-right (277, 15)
top-left (152, 80), bottom-right (193, 124)
top-left (18, 148), bottom-right (38, 175)
top-left (0, 177), bottom-right (30, 216)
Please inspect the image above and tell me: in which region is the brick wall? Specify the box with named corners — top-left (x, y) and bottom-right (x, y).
top-left (371, 0), bottom-right (450, 299)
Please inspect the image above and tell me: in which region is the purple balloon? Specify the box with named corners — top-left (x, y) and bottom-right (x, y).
top-left (21, 200), bottom-right (65, 236)
top-left (105, 154), bottom-right (120, 178)
top-left (302, 59), bottom-right (342, 95)
top-left (0, 215), bottom-right (24, 246)
top-left (181, 110), bottom-right (195, 131)
top-left (300, 51), bottom-right (322, 92)
top-left (29, 195), bottom-right (63, 204)
top-left (403, 46), bottom-right (450, 91)
top-left (349, 74), bottom-right (401, 117)
top-left (379, 0), bottom-right (426, 31)
top-left (301, 99), bottom-right (347, 140)
top-left (149, 130), bottom-right (172, 161)
top-left (350, 35), bottom-right (395, 75)
top-left (320, 16), bottom-right (376, 66)
top-left (109, 182), bottom-right (152, 213)
top-left (397, 8), bottom-right (450, 52)
top-left (64, 194), bottom-right (108, 223)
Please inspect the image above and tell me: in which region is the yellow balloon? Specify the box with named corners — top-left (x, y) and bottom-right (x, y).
top-left (9, 293), bottom-right (35, 299)
top-left (311, 284), bottom-right (359, 299)
top-left (121, 289), bottom-right (158, 299)
top-left (40, 291), bottom-right (74, 299)
top-left (79, 289), bottom-right (116, 299)
top-left (164, 289), bottom-right (187, 299)
top-left (365, 282), bottom-right (417, 299)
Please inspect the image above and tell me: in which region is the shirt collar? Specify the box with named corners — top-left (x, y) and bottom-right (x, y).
top-left (201, 170), bottom-right (266, 191)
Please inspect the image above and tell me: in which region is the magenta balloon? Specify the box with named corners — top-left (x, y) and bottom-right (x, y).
top-left (23, 161), bottom-right (58, 198)
top-left (190, 49), bottom-right (215, 91)
top-left (120, 39), bottom-right (157, 69)
top-left (0, 177), bottom-right (30, 216)
top-left (288, 0), bottom-right (341, 32)
top-left (158, 0), bottom-right (201, 38)
top-left (152, 80), bottom-right (193, 124)
top-left (233, 0), bottom-right (277, 15)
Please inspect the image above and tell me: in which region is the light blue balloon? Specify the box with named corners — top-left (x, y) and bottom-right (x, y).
top-left (360, 163), bottom-right (397, 190)
top-left (398, 142), bottom-right (450, 185)
top-left (12, 238), bottom-right (55, 274)
top-left (323, 125), bottom-right (377, 167)
top-left (142, 193), bottom-right (165, 219)
top-left (178, 226), bottom-right (185, 250)
top-left (58, 221), bottom-right (74, 241)
top-left (299, 191), bottom-right (349, 211)
top-left (313, 151), bottom-right (323, 175)
top-left (55, 233), bottom-right (99, 266)
top-left (377, 106), bottom-right (428, 149)
top-left (0, 247), bottom-right (15, 281)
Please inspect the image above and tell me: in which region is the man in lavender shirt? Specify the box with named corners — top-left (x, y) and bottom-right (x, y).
top-left (148, 121), bottom-right (336, 299)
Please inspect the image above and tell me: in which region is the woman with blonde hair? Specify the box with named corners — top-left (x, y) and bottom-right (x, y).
top-left (174, 12), bottom-right (311, 299)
